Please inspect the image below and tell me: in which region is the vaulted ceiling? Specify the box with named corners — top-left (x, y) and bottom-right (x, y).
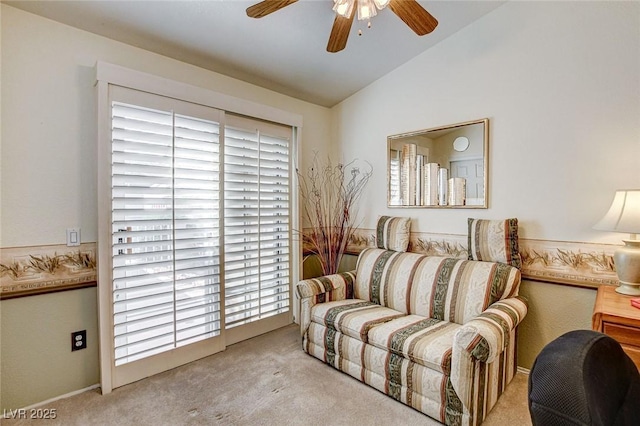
top-left (5, 0), bottom-right (505, 107)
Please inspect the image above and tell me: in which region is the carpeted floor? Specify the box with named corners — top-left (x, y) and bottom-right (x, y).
top-left (4, 324), bottom-right (532, 425)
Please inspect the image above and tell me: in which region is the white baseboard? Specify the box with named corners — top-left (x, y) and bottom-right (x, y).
top-left (517, 366), bottom-right (530, 375)
top-left (3, 384), bottom-right (100, 417)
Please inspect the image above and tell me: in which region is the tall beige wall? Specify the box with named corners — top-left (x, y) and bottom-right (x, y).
top-left (517, 280), bottom-right (596, 369)
top-left (331, 1), bottom-right (639, 368)
top-left (1, 289), bottom-right (100, 408)
top-left (0, 5), bottom-right (332, 410)
top-left (2, 0), bottom-right (639, 410)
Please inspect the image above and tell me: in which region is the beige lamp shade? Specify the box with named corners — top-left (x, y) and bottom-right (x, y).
top-left (593, 190), bottom-right (640, 237)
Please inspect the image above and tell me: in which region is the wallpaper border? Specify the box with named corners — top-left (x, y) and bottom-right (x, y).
top-left (2, 230), bottom-right (618, 299)
top-left (347, 228), bottom-right (618, 288)
top-left (1, 243), bottom-right (97, 300)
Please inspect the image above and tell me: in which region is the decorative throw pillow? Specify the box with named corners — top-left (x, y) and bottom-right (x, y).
top-left (468, 218), bottom-right (522, 269)
top-left (376, 216), bottom-right (411, 252)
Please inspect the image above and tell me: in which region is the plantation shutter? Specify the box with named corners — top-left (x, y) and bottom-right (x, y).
top-left (223, 115), bottom-right (291, 330)
top-left (100, 76), bottom-right (298, 392)
top-left (111, 95), bottom-right (222, 366)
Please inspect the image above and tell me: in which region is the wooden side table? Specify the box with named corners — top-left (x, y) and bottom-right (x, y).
top-left (592, 285), bottom-right (640, 371)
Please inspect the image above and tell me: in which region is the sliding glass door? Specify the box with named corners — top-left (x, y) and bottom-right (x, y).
top-left (99, 85), bottom-right (295, 391)
top-left (105, 87), bottom-right (225, 388)
top-left (223, 115), bottom-right (292, 344)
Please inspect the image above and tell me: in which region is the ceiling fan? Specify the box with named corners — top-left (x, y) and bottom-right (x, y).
top-left (246, 0), bottom-right (438, 53)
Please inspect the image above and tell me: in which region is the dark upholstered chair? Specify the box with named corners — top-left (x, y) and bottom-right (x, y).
top-left (528, 330), bottom-right (640, 426)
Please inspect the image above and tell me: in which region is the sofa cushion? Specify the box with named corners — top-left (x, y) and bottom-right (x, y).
top-left (354, 248), bottom-right (422, 310)
top-left (376, 215), bottom-right (411, 252)
top-left (468, 218), bottom-right (522, 269)
top-left (311, 299), bottom-right (405, 342)
top-left (355, 248), bottom-right (521, 324)
top-left (305, 322), bottom-right (367, 370)
top-left (368, 314), bottom-right (461, 375)
top-left (410, 258), bottom-right (522, 324)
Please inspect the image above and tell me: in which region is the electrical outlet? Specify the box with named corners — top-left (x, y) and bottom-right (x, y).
top-left (71, 330), bottom-right (87, 351)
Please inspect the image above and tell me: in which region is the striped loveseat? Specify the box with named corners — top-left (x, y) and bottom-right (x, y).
top-left (297, 247), bottom-right (527, 426)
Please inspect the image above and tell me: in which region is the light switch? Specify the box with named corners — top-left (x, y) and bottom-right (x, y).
top-left (66, 228), bottom-right (81, 247)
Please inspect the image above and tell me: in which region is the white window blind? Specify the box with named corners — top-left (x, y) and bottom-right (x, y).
top-left (111, 101), bottom-right (221, 366)
top-left (224, 117), bottom-right (291, 328)
top-left (99, 65), bottom-right (300, 393)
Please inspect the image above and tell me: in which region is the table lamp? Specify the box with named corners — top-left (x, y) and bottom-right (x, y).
top-left (593, 189), bottom-right (640, 295)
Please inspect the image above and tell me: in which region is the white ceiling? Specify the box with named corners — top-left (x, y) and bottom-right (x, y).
top-left (5, 0), bottom-right (505, 107)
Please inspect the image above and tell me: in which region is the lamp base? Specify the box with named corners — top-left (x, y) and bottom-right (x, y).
top-left (614, 240), bottom-right (640, 296)
top-left (615, 281), bottom-right (640, 296)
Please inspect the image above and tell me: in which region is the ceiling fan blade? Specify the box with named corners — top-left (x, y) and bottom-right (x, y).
top-left (388, 0), bottom-right (438, 35)
top-left (326, 8), bottom-right (356, 53)
top-left (246, 0), bottom-right (298, 18)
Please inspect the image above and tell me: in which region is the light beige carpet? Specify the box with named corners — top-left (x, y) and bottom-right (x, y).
top-left (4, 324), bottom-right (532, 425)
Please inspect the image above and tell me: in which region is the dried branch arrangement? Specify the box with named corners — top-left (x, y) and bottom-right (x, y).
top-left (298, 154), bottom-right (372, 275)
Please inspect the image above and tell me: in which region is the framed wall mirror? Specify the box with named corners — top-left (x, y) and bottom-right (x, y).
top-left (388, 118), bottom-right (489, 208)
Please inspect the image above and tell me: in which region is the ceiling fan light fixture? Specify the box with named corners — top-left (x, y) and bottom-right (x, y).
top-left (249, 0), bottom-right (438, 54)
top-left (332, 0), bottom-right (354, 18)
top-left (358, 0), bottom-right (378, 21)
top-left (333, 0), bottom-right (389, 21)
top-left (373, 0), bottom-right (391, 10)
top-left (357, 0), bottom-right (377, 20)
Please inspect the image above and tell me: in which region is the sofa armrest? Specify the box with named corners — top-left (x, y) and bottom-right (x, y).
top-left (296, 270), bottom-right (356, 300)
top-left (454, 296), bottom-right (528, 363)
top-left (451, 296), bottom-right (528, 411)
top-left (296, 271), bottom-right (356, 336)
